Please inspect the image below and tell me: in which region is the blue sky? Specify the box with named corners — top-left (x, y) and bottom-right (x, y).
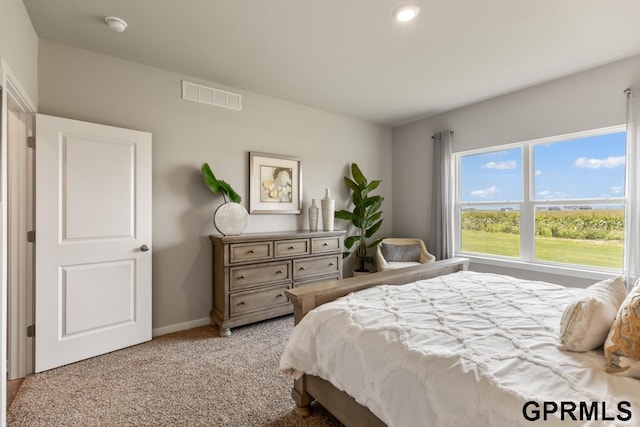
top-left (460, 131), bottom-right (627, 203)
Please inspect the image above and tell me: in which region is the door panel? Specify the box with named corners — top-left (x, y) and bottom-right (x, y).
top-left (62, 260), bottom-right (134, 336)
top-left (35, 114), bottom-right (152, 372)
top-left (63, 137), bottom-right (134, 240)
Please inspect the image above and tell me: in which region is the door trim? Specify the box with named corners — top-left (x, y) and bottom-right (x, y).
top-left (1, 58), bottom-right (37, 405)
top-left (7, 95), bottom-right (35, 380)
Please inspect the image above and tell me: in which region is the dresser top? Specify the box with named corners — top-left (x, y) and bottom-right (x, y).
top-left (209, 229), bottom-right (346, 243)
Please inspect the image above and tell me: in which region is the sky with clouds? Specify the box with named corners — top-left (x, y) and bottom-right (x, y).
top-left (460, 131), bottom-right (627, 204)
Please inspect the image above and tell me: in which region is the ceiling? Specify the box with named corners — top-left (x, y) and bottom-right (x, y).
top-left (23, 0), bottom-right (640, 126)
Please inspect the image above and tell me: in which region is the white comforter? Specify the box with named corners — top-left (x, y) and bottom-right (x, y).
top-left (280, 271), bottom-right (640, 426)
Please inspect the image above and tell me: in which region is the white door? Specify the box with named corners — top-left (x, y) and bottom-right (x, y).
top-left (35, 114), bottom-right (152, 372)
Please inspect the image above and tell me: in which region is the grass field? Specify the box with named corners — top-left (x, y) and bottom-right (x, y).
top-left (461, 230), bottom-right (623, 268)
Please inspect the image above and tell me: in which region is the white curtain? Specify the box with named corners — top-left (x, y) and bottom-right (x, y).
top-left (624, 87), bottom-right (640, 287)
top-left (430, 130), bottom-right (454, 260)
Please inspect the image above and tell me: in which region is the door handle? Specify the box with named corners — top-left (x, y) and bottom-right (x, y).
top-left (140, 244), bottom-right (150, 252)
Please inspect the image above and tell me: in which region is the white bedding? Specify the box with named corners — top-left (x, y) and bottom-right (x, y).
top-left (280, 271), bottom-right (640, 426)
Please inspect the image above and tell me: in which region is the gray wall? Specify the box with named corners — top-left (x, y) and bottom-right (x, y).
top-left (392, 54), bottom-right (640, 286)
top-left (0, 0), bottom-right (38, 105)
top-left (38, 39), bottom-right (392, 331)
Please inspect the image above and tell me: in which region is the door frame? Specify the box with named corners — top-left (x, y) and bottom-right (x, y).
top-left (6, 70), bottom-right (35, 380)
top-left (1, 57), bottom-right (37, 423)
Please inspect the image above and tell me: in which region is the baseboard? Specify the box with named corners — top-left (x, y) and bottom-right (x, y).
top-left (152, 317), bottom-right (211, 338)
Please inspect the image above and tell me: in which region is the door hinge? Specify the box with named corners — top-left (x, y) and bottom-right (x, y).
top-left (27, 230), bottom-right (35, 243)
top-left (27, 324), bottom-right (35, 337)
top-left (27, 136), bottom-right (35, 149)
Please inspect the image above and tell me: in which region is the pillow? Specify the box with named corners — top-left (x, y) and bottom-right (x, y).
top-left (381, 243), bottom-right (420, 263)
top-left (604, 279), bottom-right (640, 377)
top-left (558, 276), bottom-right (627, 352)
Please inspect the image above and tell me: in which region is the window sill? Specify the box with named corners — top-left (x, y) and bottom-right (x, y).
top-left (456, 253), bottom-right (620, 282)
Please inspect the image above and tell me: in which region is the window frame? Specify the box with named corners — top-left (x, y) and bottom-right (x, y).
top-left (453, 125), bottom-right (627, 278)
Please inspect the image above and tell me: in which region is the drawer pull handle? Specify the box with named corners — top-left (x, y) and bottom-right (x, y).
top-left (323, 243), bottom-right (329, 246)
top-left (248, 249), bottom-right (255, 254)
top-left (329, 262), bottom-right (335, 266)
top-left (276, 270), bottom-right (284, 274)
top-left (299, 267), bottom-right (305, 270)
top-left (276, 294), bottom-right (284, 299)
top-left (238, 275), bottom-right (245, 280)
top-left (237, 301), bottom-right (245, 306)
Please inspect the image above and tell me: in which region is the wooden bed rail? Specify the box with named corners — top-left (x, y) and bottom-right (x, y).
top-left (285, 257), bottom-right (469, 325)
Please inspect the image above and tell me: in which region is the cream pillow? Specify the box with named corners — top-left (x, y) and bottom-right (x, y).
top-left (559, 276), bottom-right (627, 352)
top-left (604, 279), bottom-right (640, 377)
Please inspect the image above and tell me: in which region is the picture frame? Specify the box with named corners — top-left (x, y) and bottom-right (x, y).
top-left (249, 152), bottom-right (302, 214)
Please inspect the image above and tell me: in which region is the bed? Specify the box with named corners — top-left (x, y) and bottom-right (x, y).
top-left (280, 258), bottom-right (640, 426)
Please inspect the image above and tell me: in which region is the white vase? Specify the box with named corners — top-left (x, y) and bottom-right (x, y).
top-left (213, 202), bottom-right (249, 236)
top-left (321, 188), bottom-right (335, 231)
top-left (308, 199), bottom-right (319, 232)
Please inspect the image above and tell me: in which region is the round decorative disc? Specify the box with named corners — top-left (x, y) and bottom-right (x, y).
top-left (214, 202), bottom-right (249, 236)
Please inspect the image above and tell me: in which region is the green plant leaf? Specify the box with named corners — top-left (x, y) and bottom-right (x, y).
top-left (351, 163), bottom-right (367, 187)
top-left (367, 211), bottom-right (382, 223)
top-left (218, 180), bottom-right (242, 203)
top-left (367, 238), bottom-right (384, 248)
top-left (365, 219), bottom-right (383, 238)
top-left (344, 235), bottom-right (361, 249)
top-left (344, 177), bottom-right (359, 193)
top-left (335, 209), bottom-right (356, 221)
top-left (201, 162), bottom-right (241, 203)
top-left (201, 163), bottom-right (222, 194)
top-left (366, 180), bottom-right (381, 192)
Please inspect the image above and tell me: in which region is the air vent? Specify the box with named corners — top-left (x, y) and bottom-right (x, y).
top-left (181, 80), bottom-right (242, 111)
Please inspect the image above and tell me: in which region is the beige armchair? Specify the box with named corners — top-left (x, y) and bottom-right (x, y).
top-left (375, 238), bottom-right (436, 272)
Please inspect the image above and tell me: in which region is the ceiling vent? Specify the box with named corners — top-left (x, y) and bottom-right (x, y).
top-left (181, 80), bottom-right (242, 111)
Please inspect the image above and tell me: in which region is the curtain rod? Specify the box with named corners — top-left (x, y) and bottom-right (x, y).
top-left (431, 130), bottom-right (454, 140)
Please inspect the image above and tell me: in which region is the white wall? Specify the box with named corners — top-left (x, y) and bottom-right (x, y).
top-left (38, 39), bottom-right (392, 331)
top-left (0, 0), bottom-right (38, 104)
top-left (392, 54), bottom-right (640, 286)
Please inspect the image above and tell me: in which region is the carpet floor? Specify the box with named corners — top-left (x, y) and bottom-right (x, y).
top-left (8, 315), bottom-right (342, 426)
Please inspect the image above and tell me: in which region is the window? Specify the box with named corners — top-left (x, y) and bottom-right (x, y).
top-left (455, 126), bottom-right (626, 271)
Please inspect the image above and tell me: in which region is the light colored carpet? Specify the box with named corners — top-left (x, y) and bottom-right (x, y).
top-left (8, 315), bottom-right (342, 426)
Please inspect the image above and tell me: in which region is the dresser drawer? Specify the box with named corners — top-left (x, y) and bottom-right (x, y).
top-left (229, 262), bottom-right (290, 290)
top-left (275, 239), bottom-right (310, 258)
top-left (229, 242), bottom-right (272, 263)
top-left (293, 255), bottom-right (340, 280)
top-left (230, 284), bottom-right (290, 316)
top-left (294, 274), bottom-right (340, 288)
top-left (311, 236), bottom-right (341, 253)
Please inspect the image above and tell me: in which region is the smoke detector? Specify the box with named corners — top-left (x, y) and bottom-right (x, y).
top-left (105, 16), bottom-right (128, 33)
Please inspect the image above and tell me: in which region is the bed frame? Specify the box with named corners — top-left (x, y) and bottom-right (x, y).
top-left (284, 257), bottom-right (470, 426)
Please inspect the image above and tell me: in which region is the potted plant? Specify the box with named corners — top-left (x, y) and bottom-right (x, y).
top-left (335, 163), bottom-right (384, 273)
top-left (201, 162), bottom-right (248, 235)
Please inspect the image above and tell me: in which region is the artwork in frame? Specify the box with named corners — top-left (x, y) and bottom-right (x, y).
top-left (249, 152), bottom-right (302, 214)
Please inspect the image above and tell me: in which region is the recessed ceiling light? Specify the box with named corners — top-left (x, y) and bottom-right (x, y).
top-left (105, 16), bottom-right (128, 33)
top-left (393, 5), bottom-right (420, 22)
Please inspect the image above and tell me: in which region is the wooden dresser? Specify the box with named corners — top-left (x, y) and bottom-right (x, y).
top-left (210, 230), bottom-right (345, 336)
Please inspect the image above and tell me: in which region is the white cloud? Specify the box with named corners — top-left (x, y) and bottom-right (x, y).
top-left (537, 190), bottom-right (569, 200)
top-left (471, 185), bottom-right (499, 197)
top-left (535, 170), bottom-right (542, 176)
top-left (483, 160), bottom-right (517, 170)
top-left (611, 186), bottom-right (623, 194)
top-left (574, 155), bottom-right (625, 169)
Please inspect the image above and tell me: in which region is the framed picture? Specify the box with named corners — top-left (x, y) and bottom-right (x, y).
top-left (249, 152), bottom-right (302, 214)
